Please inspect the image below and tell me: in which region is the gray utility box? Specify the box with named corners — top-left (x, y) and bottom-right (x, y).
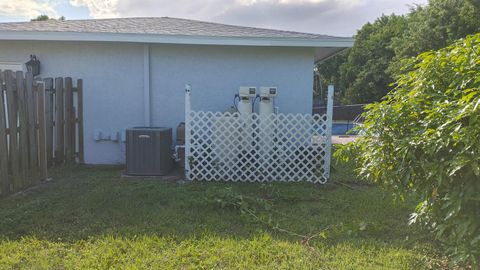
top-left (126, 127), bottom-right (173, 176)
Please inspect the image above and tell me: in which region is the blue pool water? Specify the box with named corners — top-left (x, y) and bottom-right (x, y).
top-left (332, 123), bottom-right (356, 135)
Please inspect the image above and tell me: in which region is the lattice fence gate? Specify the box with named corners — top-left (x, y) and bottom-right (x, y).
top-left (184, 85), bottom-right (334, 184)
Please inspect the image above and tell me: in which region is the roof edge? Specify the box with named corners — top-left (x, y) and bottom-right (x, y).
top-left (314, 47), bottom-right (349, 64)
top-left (0, 31), bottom-right (354, 48)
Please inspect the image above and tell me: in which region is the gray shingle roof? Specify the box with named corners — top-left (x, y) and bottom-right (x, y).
top-left (0, 17), bottom-right (343, 39)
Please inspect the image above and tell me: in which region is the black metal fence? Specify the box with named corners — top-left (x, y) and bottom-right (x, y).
top-left (313, 103), bottom-right (366, 121)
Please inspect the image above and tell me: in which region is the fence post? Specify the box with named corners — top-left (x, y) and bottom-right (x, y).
top-left (37, 82), bottom-right (47, 180)
top-left (64, 78), bottom-right (74, 163)
top-left (16, 71), bottom-right (28, 188)
top-left (324, 85), bottom-right (334, 181)
top-left (5, 70), bottom-right (20, 191)
top-left (44, 78), bottom-right (54, 166)
top-left (0, 74), bottom-right (9, 196)
top-left (25, 72), bottom-right (38, 182)
top-left (77, 79), bottom-right (84, 164)
top-left (55, 77), bottom-right (64, 164)
top-left (184, 84), bottom-right (192, 180)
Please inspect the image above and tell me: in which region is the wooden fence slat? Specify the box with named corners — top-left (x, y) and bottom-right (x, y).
top-left (55, 77), bottom-right (64, 164)
top-left (16, 71), bottom-right (28, 188)
top-left (72, 103), bottom-right (76, 162)
top-left (5, 70), bottom-right (20, 192)
top-left (25, 72), bottom-right (38, 182)
top-left (37, 82), bottom-right (47, 180)
top-left (77, 79), bottom-right (84, 164)
top-left (64, 78), bottom-right (73, 163)
top-left (0, 72), bottom-right (83, 196)
top-left (44, 78), bottom-right (54, 166)
top-left (0, 73), bottom-right (10, 196)
top-left (72, 106), bottom-right (76, 161)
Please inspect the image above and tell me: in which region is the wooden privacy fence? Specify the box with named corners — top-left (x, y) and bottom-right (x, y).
top-left (0, 70), bottom-right (83, 196)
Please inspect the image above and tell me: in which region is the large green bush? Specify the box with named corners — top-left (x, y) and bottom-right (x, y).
top-left (338, 33), bottom-right (480, 266)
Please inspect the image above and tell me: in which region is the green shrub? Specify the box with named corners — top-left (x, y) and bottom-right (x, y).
top-left (338, 33), bottom-right (480, 267)
top-left (332, 145), bottom-right (373, 184)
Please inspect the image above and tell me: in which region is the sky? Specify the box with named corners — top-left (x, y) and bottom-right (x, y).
top-left (0, 0), bottom-right (428, 36)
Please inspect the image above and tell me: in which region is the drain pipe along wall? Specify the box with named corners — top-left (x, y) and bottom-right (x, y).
top-left (143, 44), bottom-right (151, 127)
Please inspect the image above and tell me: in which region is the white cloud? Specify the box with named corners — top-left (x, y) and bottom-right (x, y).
top-left (0, 0), bottom-right (57, 19)
top-left (237, 0), bottom-right (360, 4)
top-left (0, 0), bottom-right (428, 36)
top-left (110, 0), bottom-right (427, 36)
top-left (211, 0), bottom-right (427, 36)
top-left (69, 0), bottom-right (119, 18)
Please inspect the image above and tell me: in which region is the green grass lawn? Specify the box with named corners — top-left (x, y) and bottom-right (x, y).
top-left (0, 165), bottom-right (445, 269)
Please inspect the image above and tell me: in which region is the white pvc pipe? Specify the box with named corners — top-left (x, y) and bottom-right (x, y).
top-left (184, 84), bottom-right (192, 180)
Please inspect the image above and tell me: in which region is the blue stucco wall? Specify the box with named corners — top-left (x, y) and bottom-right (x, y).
top-left (0, 41), bottom-right (314, 164)
top-left (150, 44), bottom-right (314, 132)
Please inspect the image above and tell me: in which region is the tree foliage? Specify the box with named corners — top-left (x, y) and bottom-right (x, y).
top-left (316, 0), bottom-right (480, 105)
top-left (314, 51), bottom-right (346, 104)
top-left (31, 15), bottom-right (65, 21)
top-left (339, 15), bottom-right (406, 104)
top-left (337, 33), bottom-right (480, 267)
top-left (31, 15), bottom-right (50, 21)
top-left (392, 0), bottom-right (480, 59)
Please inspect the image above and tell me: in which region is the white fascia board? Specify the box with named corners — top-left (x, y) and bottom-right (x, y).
top-left (0, 31), bottom-right (354, 48)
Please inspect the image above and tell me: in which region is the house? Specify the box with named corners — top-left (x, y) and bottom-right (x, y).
top-left (0, 17), bottom-right (353, 164)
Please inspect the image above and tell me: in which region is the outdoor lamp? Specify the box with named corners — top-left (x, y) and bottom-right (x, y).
top-left (25, 55), bottom-right (40, 76)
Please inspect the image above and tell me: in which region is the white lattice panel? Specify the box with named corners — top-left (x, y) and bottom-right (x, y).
top-left (185, 111), bottom-right (330, 183)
